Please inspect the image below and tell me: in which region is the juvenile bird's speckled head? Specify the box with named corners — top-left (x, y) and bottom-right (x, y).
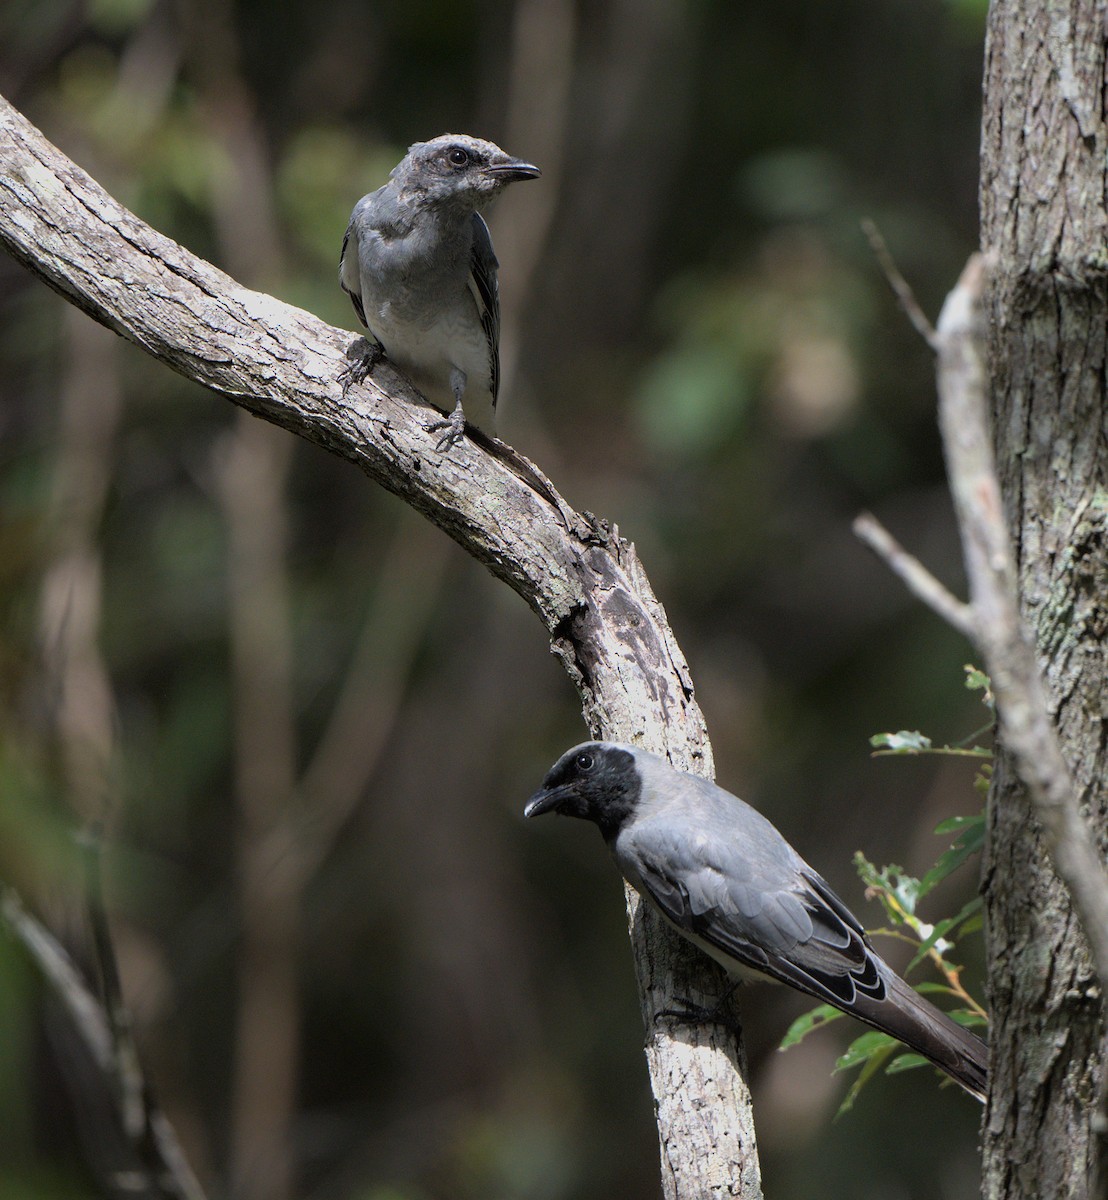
top-left (391, 134), bottom-right (541, 209)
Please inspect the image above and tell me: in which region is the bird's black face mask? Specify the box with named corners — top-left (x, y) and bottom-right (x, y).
top-left (525, 744), bottom-right (640, 841)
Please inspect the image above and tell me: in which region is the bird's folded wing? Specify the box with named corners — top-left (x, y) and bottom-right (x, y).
top-left (339, 219), bottom-right (367, 327)
top-left (468, 213), bottom-right (501, 404)
top-left (623, 821), bottom-right (888, 1009)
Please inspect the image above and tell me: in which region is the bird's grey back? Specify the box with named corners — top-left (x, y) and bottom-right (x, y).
top-left (612, 748), bottom-right (848, 960)
top-left (620, 749), bottom-right (808, 885)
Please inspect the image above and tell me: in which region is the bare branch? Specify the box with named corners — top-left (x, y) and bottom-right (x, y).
top-left (0, 93), bottom-right (760, 1199)
top-left (864, 248), bottom-right (1108, 1000)
top-left (853, 511), bottom-right (975, 639)
top-left (1, 886), bottom-right (208, 1200)
top-left (861, 218), bottom-right (939, 349)
top-left (934, 255), bottom-right (1108, 990)
top-left (81, 831), bottom-right (147, 1140)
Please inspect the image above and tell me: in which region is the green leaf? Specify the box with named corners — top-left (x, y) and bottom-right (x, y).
top-left (918, 812), bottom-right (985, 896)
top-left (854, 855), bottom-right (923, 918)
top-left (907, 907), bottom-right (977, 972)
top-left (835, 1038), bottom-right (896, 1116)
top-left (950, 893), bottom-right (984, 931)
top-left (834, 1030), bottom-right (897, 1070)
top-left (935, 744), bottom-right (993, 758)
top-left (963, 664), bottom-right (994, 708)
top-left (870, 730), bottom-right (932, 754)
top-left (957, 910), bottom-right (984, 937)
top-left (906, 915), bottom-right (958, 971)
top-left (885, 1051), bottom-right (928, 1074)
top-left (915, 894), bottom-right (981, 957)
top-left (853, 851), bottom-right (879, 883)
top-left (779, 1004), bottom-right (843, 1049)
top-left (933, 813), bottom-right (981, 836)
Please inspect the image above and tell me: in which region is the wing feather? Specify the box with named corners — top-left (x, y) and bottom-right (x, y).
top-left (622, 817), bottom-right (886, 1009)
top-left (339, 219), bottom-right (367, 327)
top-left (468, 213), bottom-right (501, 406)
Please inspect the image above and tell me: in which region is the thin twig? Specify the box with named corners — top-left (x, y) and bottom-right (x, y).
top-left (935, 962), bottom-right (989, 1021)
top-left (0, 886), bottom-right (208, 1200)
top-left (861, 218), bottom-right (939, 350)
top-left (861, 247), bottom-right (1108, 1133)
top-left (853, 511), bottom-right (976, 639)
top-left (82, 829), bottom-right (146, 1139)
top-left (2, 887), bottom-right (113, 1068)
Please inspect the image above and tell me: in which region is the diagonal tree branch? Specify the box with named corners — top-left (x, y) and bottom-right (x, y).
top-left (0, 93), bottom-right (762, 1199)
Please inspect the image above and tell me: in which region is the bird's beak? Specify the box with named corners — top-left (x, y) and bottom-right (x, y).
top-left (524, 783), bottom-right (574, 818)
top-left (484, 158), bottom-right (542, 183)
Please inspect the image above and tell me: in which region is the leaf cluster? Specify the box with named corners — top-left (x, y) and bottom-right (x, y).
top-left (781, 668), bottom-right (991, 1113)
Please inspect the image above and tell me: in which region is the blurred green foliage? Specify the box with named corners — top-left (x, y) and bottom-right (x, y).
top-left (0, 0), bottom-right (989, 1197)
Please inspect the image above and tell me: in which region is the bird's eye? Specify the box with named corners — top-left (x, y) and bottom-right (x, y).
top-left (575, 752), bottom-right (594, 772)
top-left (447, 147), bottom-right (470, 167)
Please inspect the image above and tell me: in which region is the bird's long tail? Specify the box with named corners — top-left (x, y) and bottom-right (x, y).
top-left (850, 967), bottom-right (987, 1101)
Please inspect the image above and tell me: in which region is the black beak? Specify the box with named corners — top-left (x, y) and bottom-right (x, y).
top-left (524, 783), bottom-right (574, 818)
top-left (485, 158), bottom-right (542, 183)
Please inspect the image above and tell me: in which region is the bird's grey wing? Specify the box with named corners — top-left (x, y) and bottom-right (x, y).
top-left (622, 817), bottom-right (886, 1009)
top-left (627, 821), bottom-right (988, 1099)
top-left (339, 212), bottom-right (367, 328)
top-left (468, 212), bottom-right (501, 405)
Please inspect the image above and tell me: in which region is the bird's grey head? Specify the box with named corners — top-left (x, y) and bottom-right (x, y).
top-left (524, 742), bottom-right (641, 841)
top-left (391, 134), bottom-right (541, 209)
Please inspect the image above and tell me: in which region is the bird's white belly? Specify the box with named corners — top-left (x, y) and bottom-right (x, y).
top-left (368, 299), bottom-right (494, 430)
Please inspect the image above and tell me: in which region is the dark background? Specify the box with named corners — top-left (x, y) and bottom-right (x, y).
top-left (1, 1), bottom-right (989, 1196)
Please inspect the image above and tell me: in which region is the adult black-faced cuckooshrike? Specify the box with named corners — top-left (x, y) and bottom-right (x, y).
top-left (526, 741), bottom-right (987, 1100)
top-left (339, 134), bottom-right (540, 451)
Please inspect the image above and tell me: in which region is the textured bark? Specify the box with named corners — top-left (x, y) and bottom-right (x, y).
top-left (980, 5), bottom-right (1108, 1197)
top-left (0, 95), bottom-right (762, 1198)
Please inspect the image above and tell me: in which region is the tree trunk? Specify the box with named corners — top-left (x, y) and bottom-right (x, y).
top-left (980, 4), bottom-right (1108, 1196)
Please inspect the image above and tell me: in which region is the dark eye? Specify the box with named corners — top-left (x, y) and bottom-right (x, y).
top-left (575, 752), bottom-right (594, 772)
top-left (447, 147), bottom-right (470, 167)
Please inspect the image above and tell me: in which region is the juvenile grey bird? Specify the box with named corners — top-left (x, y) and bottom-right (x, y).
top-left (339, 134), bottom-right (540, 450)
top-left (525, 742), bottom-right (988, 1100)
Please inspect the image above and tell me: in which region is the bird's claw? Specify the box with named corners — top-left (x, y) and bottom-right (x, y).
top-left (339, 341), bottom-right (384, 398)
top-left (655, 995), bottom-right (712, 1026)
top-left (654, 985), bottom-right (741, 1034)
top-left (426, 407), bottom-right (467, 452)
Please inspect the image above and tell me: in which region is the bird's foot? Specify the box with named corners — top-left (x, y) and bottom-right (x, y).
top-left (339, 340), bottom-right (384, 398)
top-left (655, 984), bottom-right (741, 1034)
top-left (426, 402), bottom-right (467, 452)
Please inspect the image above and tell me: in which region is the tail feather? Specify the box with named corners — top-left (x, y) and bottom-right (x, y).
top-left (851, 967), bottom-right (987, 1100)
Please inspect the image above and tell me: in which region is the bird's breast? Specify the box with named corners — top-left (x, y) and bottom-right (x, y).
top-left (366, 301), bottom-right (495, 429)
